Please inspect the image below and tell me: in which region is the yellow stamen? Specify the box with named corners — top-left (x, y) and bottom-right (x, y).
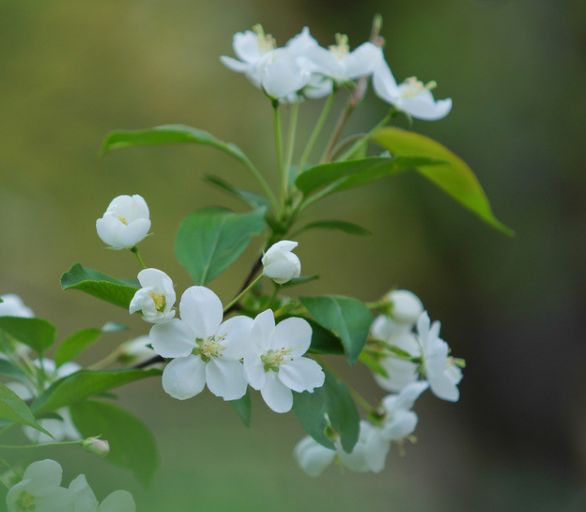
top-left (329, 33), bottom-right (349, 60)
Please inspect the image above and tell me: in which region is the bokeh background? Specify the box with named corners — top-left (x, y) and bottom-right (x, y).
top-left (1, 0), bottom-right (585, 510)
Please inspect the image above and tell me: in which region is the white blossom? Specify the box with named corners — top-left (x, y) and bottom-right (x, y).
top-left (416, 312), bottom-right (463, 402)
top-left (380, 381), bottom-right (428, 441)
top-left (293, 436), bottom-right (336, 477)
top-left (262, 241), bottom-right (301, 285)
top-left (0, 294), bottom-right (34, 318)
top-left (373, 59), bottom-right (452, 120)
top-left (6, 459), bottom-right (73, 512)
top-left (243, 310), bottom-right (324, 413)
top-left (118, 335), bottom-right (157, 365)
top-left (129, 268), bottom-right (176, 324)
top-left (69, 474), bottom-right (135, 512)
top-left (149, 286), bottom-right (252, 401)
top-left (386, 289), bottom-right (423, 325)
top-left (372, 329), bottom-right (420, 393)
top-left (96, 194), bottom-right (151, 250)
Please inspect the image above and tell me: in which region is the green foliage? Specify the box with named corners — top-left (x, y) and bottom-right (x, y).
top-left (300, 296), bottom-right (372, 363)
top-left (278, 275), bottom-right (319, 289)
top-left (306, 320), bottom-right (345, 356)
top-left (372, 127), bottom-right (513, 235)
top-left (54, 328), bottom-right (102, 367)
top-left (294, 220), bottom-right (371, 237)
top-left (293, 370), bottom-right (360, 452)
top-left (71, 400), bottom-right (158, 485)
top-left (204, 175), bottom-right (269, 209)
top-left (32, 369), bottom-right (161, 415)
top-left (0, 383), bottom-right (49, 435)
top-left (175, 207), bottom-right (266, 284)
top-left (0, 317), bottom-right (56, 353)
top-left (0, 360), bottom-right (28, 382)
top-left (61, 264), bottom-right (139, 308)
top-left (230, 389), bottom-right (251, 427)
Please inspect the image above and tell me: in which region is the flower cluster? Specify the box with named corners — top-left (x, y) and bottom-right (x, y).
top-left (6, 459), bottom-right (134, 512)
top-left (221, 24), bottom-right (451, 120)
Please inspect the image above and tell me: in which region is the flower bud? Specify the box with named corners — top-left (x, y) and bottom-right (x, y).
top-left (129, 269), bottom-right (176, 324)
top-left (262, 241), bottom-right (301, 284)
top-left (83, 437), bottom-right (110, 457)
top-left (386, 290), bottom-right (423, 325)
top-left (96, 194), bottom-right (151, 250)
top-left (118, 335), bottom-right (157, 365)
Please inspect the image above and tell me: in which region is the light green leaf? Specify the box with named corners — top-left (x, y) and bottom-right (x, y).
top-left (293, 369), bottom-right (360, 452)
top-left (32, 368), bottom-right (161, 415)
top-left (61, 264), bottom-right (139, 309)
top-left (230, 389), bottom-right (251, 427)
top-left (71, 400), bottom-right (158, 485)
top-left (54, 328), bottom-right (102, 367)
top-left (0, 360), bottom-right (28, 382)
top-left (0, 383), bottom-right (50, 435)
top-left (295, 220), bottom-right (371, 237)
top-left (358, 352), bottom-right (389, 379)
top-left (175, 207), bottom-right (266, 284)
top-left (300, 296), bottom-right (372, 364)
top-left (372, 127), bottom-right (513, 235)
top-left (204, 175), bottom-right (269, 209)
top-left (295, 156), bottom-right (440, 197)
top-left (0, 317), bottom-right (56, 353)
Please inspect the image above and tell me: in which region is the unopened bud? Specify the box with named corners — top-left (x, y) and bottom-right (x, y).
top-left (83, 437), bottom-right (110, 457)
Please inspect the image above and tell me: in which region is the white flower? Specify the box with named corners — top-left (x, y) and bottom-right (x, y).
top-left (118, 335), bottom-right (157, 365)
top-left (149, 286), bottom-right (252, 401)
top-left (386, 289), bottom-right (423, 325)
top-left (221, 26), bottom-right (312, 100)
top-left (96, 194), bottom-right (151, 250)
top-left (129, 268), bottom-right (176, 324)
top-left (0, 294), bottom-right (34, 318)
top-left (293, 436), bottom-right (336, 477)
top-left (416, 312), bottom-right (463, 402)
top-left (372, 328), bottom-right (420, 393)
top-left (373, 59), bottom-right (452, 120)
top-left (6, 459), bottom-right (73, 512)
top-left (69, 474), bottom-right (135, 512)
top-left (380, 381), bottom-right (428, 441)
top-left (243, 310), bottom-right (324, 413)
top-left (262, 241), bottom-right (301, 285)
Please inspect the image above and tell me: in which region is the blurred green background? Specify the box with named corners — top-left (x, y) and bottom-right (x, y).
top-left (1, 0), bottom-right (585, 510)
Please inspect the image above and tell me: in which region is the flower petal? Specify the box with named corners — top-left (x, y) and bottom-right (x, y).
top-left (260, 372), bottom-right (293, 413)
top-left (98, 490), bottom-right (136, 512)
top-left (243, 355), bottom-right (266, 390)
top-left (69, 474), bottom-right (98, 512)
top-left (217, 315), bottom-right (253, 360)
top-left (205, 359), bottom-right (247, 400)
top-left (278, 357), bottom-right (324, 393)
top-left (294, 436), bottom-right (336, 477)
top-left (272, 317), bottom-right (312, 356)
top-left (149, 319), bottom-right (194, 358)
top-left (161, 356), bottom-right (206, 400)
top-left (250, 309), bottom-right (275, 353)
top-left (23, 459), bottom-right (62, 492)
top-left (179, 286), bottom-right (223, 340)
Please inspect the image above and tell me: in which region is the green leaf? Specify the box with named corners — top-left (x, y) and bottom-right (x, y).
top-left (295, 220), bottom-right (371, 237)
top-left (102, 124), bottom-right (254, 169)
top-left (293, 369), bottom-right (360, 452)
top-left (230, 389), bottom-right (251, 427)
top-left (54, 328), bottom-right (102, 367)
top-left (0, 383), bottom-right (49, 435)
top-left (70, 400), bottom-right (158, 485)
top-left (0, 317), bottom-right (56, 353)
top-left (204, 175), bottom-right (269, 209)
top-left (278, 275), bottom-right (319, 289)
top-left (358, 352), bottom-right (389, 379)
top-left (295, 156), bottom-right (441, 197)
top-left (0, 360), bottom-right (28, 382)
top-left (32, 369), bottom-right (161, 415)
top-left (175, 207), bottom-right (266, 284)
top-left (61, 264), bottom-right (139, 309)
top-left (306, 320), bottom-right (344, 356)
top-left (372, 127), bottom-right (513, 235)
top-left (300, 296), bottom-right (372, 364)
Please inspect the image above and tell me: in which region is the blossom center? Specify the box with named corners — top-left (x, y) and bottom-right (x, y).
top-left (194, 336), bottom-right (225, 362)
top-left (15, 491), bottom-right (35, 512)
top-left (148, 291), bottom-right (166, 312)
top-left (261, 348), bottom-right (292, 372)
top-left (116, 215), bottom-right (129, 225)
top-left (329, 33), bottom-right (349, 60)
top-left (401, 77), bottom-right (437, 99)
top-left (253, 24), bottom-right (275, 54)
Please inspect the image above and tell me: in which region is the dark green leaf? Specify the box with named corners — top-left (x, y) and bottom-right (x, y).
top-left (71, 400), bottom-right (158, 485)
top-left (204, 175), bottom-right (269, 209)
top-left (372, 127), bottom-right (513, 235)
top-left (54, 328), bottom-right (102, 367)
top-left (0, 317), bottom-right (56, 353)
top-left (295, 220), bottom-right (371, 237)
top-left (300, 296), bottom-right (372, 363)
top-left (61, 264), bottom-right (139, 309)
top-left (278, 275), bottom-right (319, 289)
top-left (0, 360), bottom-right (28, 382)
top-left (0, 383), bottom-right (49, 435)
top-left (306, 320), bottom-right (344, 356)
top-left (230, 389), bottom-right (251, 427)
top-left (293, 369), bottom-right (360, 452)
top-left (295, 156), bottom-right (441, 197)
top-left (175, 207), bottom-right (266, 284)
top-left (32, 369), bottom-right (161, 415)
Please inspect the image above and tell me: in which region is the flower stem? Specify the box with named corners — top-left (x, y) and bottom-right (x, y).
top-left (273, 103), bottom-right (286, 210)
top-left (0, 440), bottom-right (83, 450)
top-left (298, 92), bottom-right (336, 172)
top-left (130, 246), bottom-right (146, 269)
top-left (284, 103), bottom-right (300, 184)
top-left (223, 272), bottom-right (264, 313)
